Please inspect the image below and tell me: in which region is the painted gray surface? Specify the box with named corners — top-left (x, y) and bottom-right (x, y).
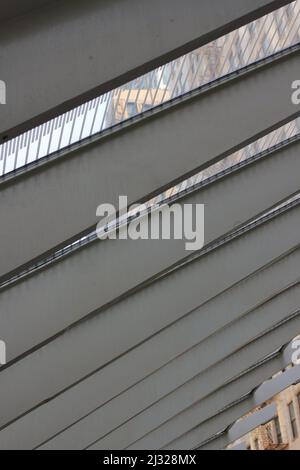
top-left (220, 366), bottom-right (300, 448)
top-left (95, 287), bottom-right (300, 450)
top-left (0, 0), bottom-right (55, 23)
top-left (0, 0), bottom-right (290, 138)
top-left (1, 50), bottom-right (300, 280)
top-left (1, 139), bottom-right (300, 361)
top-left (227, 366), bottom-right (300, 445)
top-left (255, 364), bottom-right (300, 404)
top-left (91, 324), bottom-right (298, 450)
top-left (228, 403), bottom-right (277, 443)
top-left (165, 317), bottom-right (300, 450)
top-left (200, 362), bottom-right (300, 450)
top-left (200, 397), bottom-right (277, 450)
top-left (50, 357), bottom-right (282, 450)
top-left (0, 248), bottom-right (298, 449)
top-left (0, 0), bottom-right (298, 450)
top-left (227, 366), bottom-right (300, 450)
top-left (178, 363), bottom-right (287, 450)
top-left (0, 204), bottom-right (299, 432)
top-left (40, 283), bottom-right (300, 449)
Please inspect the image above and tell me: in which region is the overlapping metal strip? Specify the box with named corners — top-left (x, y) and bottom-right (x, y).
top-left (0, 136), bottom-right (300, 363)
top-left (122, 289), bottom-right (300, 451)
top-left (0, 0), bottom-right (293, 140)
top-left (2, 114), bottom-right (299, 288)
top-left (0, 245), bottom-right (299, 449)
top-left (156, 335), bottom-right (299, 450)
top-left (0, 0), bottom-right (300, 451)
top-left (1, 0), bottom-right (299, 179)
top-left (41, 284), bottom-right (300, 450)
top-left (0, 201), bottom-right (299, 444)
top-left (1, 47), bottom-right (300, 281)
top-left (196, 362), bottom-right (300, 450)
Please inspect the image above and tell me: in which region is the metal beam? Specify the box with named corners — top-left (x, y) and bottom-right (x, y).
top-left (0, 204), bottom-right (299, 432)
top-left (163, 325), bottom-right (300, 450)
top-left (39, 283), bottom-right (300, 449)
top-left (81, 286), bottom-right (295, 449)
top-left (228, 404), bottom-right (277, 444)
top-left (0, 0), bottom-right (291, 138)
top-left (1, 140), bottom-right (300, 361)
top-left (84, 324), bottom-right (297, 451)
top-left (0, 248), bottom-right (298, 449)
top-left (89, 363), bottom-right (284, 450)
top-left (221, 366), bottom-right (300, 448)
top-left (1, 50), bottom-right (300, 280)
top-left (1, 194), bottom-right (300, 364)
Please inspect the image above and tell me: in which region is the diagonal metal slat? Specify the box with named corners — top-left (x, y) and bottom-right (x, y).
top-left (163, 317), bottom-right (300, 450)
top-left (1, 50), bottom-right (300, 281)
top-left (0, 0), bottom-right (293, 139)
top-left (0, 204), bottom-right (299, 430)
top-left (40, 283), bottom-right (300, 449)
top-left (0, 247), bottom-right (299, 449)
top-left (1, 137), bottom-right (299, 363)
